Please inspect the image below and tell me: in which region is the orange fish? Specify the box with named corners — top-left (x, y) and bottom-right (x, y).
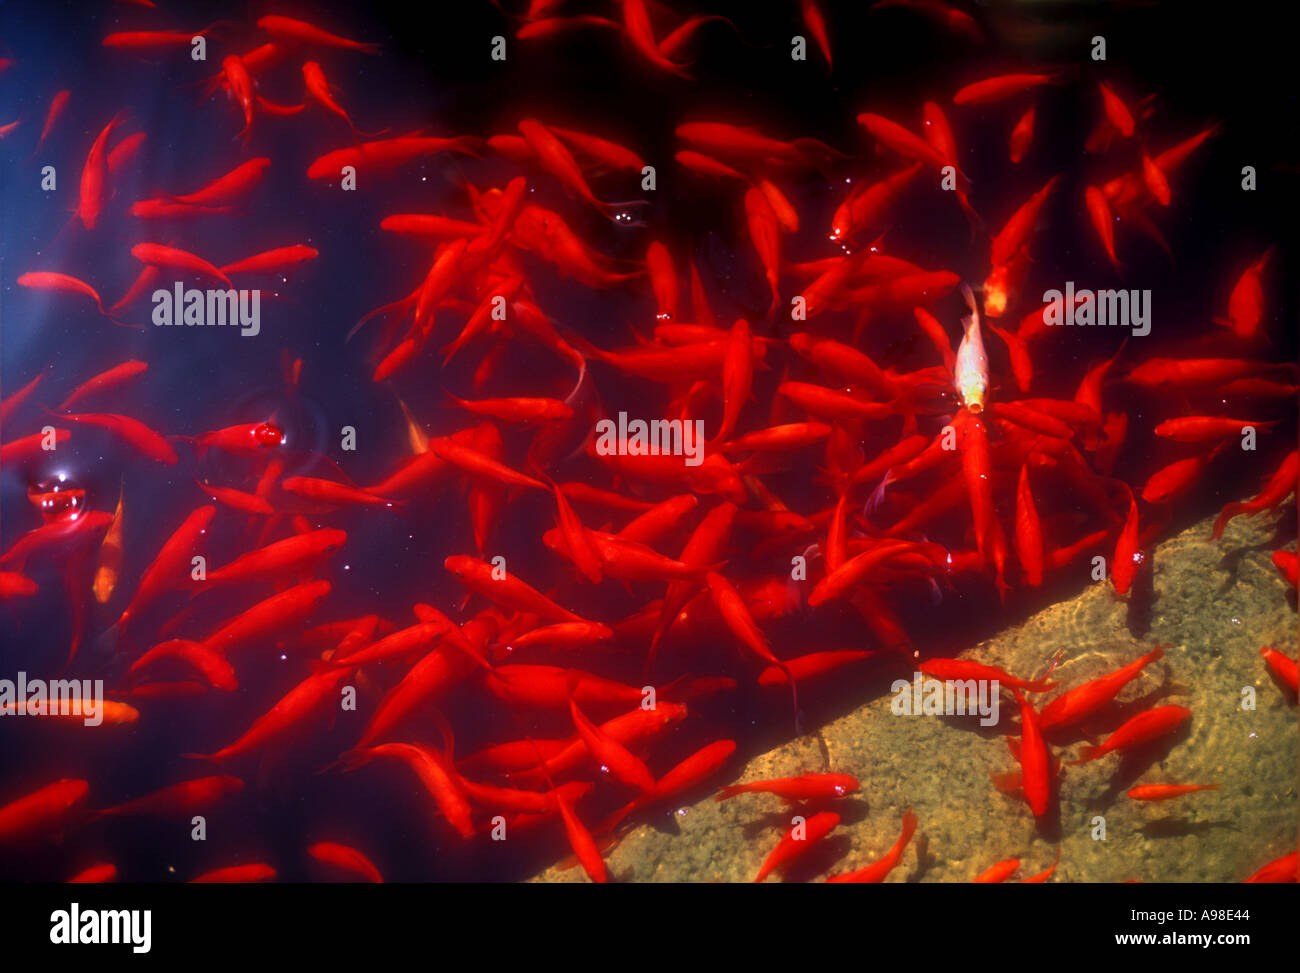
top-left (307, 842), bottom-right (384, 882)
top-left (1008, 104), bottom-right (1035, 163)
top-left (0, 779), bottom-right (90, 843)
top-left (187, 668), bottom-right (353, 764)
top-left (1127, 783), bottom-right (1219, 801)
top-left (95, 776), bottom-right (244, 818)
top-left (17, 272), bottom-right (132, 327)
top-left (973, 858), bottom-right (1020, 883)
top-left (825, 809), bottom-right (917, 883)
top-left (716, 773), bottom-right (859, 802)
top-left (256, 15), bottom-right (381, 53)
top-left (58, 411), bottom-right (177, 465)
top-left (1008, 689), bottom-right (1053, 817)
top-left (919, 658), bottom-right (1056, 693)
top-left (1215, 248), bottom-right (1274, 340)
top-left (1039, 645), bottom-right (1166, 733)
top-left (1273, 551), bottom-right (1298, 588)
top-left (1111, 490), bottom-right (1140, 596)
top-left (1260, 647), bottom-right (1298, 692)
top-left (1069, 705), bottom-right (1191, 764)
top-left (1084, 186), bottom-right (1121, 272)
top-left (754, 811), bottom-right (839, 882)
top-left (953, 73), bottom-right (1054, 105)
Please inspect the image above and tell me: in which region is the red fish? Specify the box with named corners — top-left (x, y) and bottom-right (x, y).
top-left (0, 779), bottom-right (90, 843)
top-left (307, 842), bottom-right (384, 882)
top-left (1243, 851), bottom-right (1298, 883)
top-left (1127, 783), bottom-right (1219, 801)
top-left (554, 794), bottom-right (606, 882)
top-left (716, 773), bottom-right (859, 802)
top-left (754, 811), bottom-right (839, 882)
top-left (78, 113), bottom-right (125, 230)
top-left (132, 243), bottom-right (232, 287)
top-left (1156, 416), bottom-right (1277, 443)
top-left (187, 668), bottom-right (353, 764)
top-left (1098, 83), bottom-right (1135, 137)
top-left (221, 245), bottom-right (318, 277)
top-left (1260, 647), bottom-right (1298, 692)
top-left (55, 360), bottom-right (148, 412)
top-left (256, 15), bottom-right (381, 53)
top-left (113, 505), bottom-right (216, 632)
top-left (206, 528), bottom-right (345, 586)
top-left (17, 272), bottom-right (131, 327)
top-left (33, 90), bottom-right (70, 155)
top-left (1084, 186), bottom-right (1121, 272)
top-left (973, 859), bottom-right (1020, 883)
top-left (1111, 490), bottom-right (1141, 596)
top-left (568, 694), bottom-right (655, 793)
top-left (919, 658), bottom-right (1056, 693)
top-left (1140, 446), bottom-right (1224, 504)
top-left (1014, 463), bottom-right (1045, 586)
top-left (1273, 551), bottom-right (1298, 588)
top-left (1212, 451), bottom-right (1298, 539)
top-left (163, 158), bottom-right (271, 206)
top-left (1039, 645), bottom-right (1165, 733)
top-left (58, 411), bottom-right (177, 465)
top-left (95, 777), bottom-right (243, 818)
top-left (623, 0), bottom-right (692, 78)
top-left (600, 740), bottom-right (736, 834)
top-left (825, 809), bottom-right (917, 883)
top-left (307, 136), bottom-right (479, 180)
top-left (1008, 104), bottom-right (1035, 163)
top-left (1068, 705), bottom-right (1191, 763)
top-left (200, 581), bottom-right (332, 658)
top-left (1215, 248), bottom-right (1274, 340)
top-left (953, 73), bottom-right (1055, 105)
top-left (1008, 689), bottom-right (1052, 817)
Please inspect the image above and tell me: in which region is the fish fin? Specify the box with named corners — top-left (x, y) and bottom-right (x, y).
top-left (990, 771), bottom-right (1022, 794)
top-left (714, 784), bottom-right (746, 801)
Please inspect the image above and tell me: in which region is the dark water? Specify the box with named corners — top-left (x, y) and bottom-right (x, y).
top-left (0, 1), bottom-right (1295, 882)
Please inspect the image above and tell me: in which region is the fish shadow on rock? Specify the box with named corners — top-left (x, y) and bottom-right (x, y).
top-left (641, 810), bottom-right (684, 837)
top-left (1033, 798), bottom-right (1065, 843)
top-left (908, 833), bottom-right (934, 882)
top-left (1093, 730), bottom-right (1191, 802)
top-left (1125, 551), bottom-right (1156, 639)
top-left (1138, 816), bottom-right (1236, 839)
top-left (938, 712), bottom-right (1007, 741)
top-left (1263, 669), bottom-right (1299, 702)
top-left (1269, 505), bottom-right (1297, 548)
top-left (740, 796), bottom-right (868, 841)
top-left (782, 834), bottom-right (853, 883)
top-left (1215, 534), bottom-right (1286, 594)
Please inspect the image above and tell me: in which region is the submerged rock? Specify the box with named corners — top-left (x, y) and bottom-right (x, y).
top-left (531, 501), bottom-right (1297, 882)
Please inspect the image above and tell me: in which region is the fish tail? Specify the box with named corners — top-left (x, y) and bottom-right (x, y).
top-left (1068, 746), bottom-right (1099, 765)
top-left (1210, 502), bottom-right (1245, 540)
top-left (792, 137), bottom-right (844, 176)
top-left (333, 748), bottom-right (375, 774)
top-left (714, 784), bottom-right (749, 801)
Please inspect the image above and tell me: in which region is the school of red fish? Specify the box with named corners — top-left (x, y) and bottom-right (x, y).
top-left (1, 3), bottom-right (1297, 884)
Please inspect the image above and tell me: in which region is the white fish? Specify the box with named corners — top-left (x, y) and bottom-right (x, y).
top-left (953, 283), bottom-right (989, 413)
